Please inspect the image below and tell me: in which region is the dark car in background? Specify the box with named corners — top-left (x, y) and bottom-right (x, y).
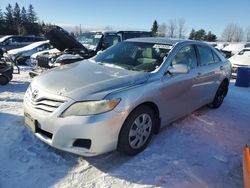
top-left (0, 35), bottom-right (46, 51)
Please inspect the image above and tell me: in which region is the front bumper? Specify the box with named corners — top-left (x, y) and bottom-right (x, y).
top-left (23, 93), bottom-right (127, 156)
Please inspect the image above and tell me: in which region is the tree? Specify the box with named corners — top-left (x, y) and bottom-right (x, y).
top-left (13, 3), bottom-right (21, 23)
top-left (168, 19), bottom-right (177, 38)
top-left (13, 3), bottom-right (21, 34)
top-left (197, 29), bottom-right (206, 40)
top-left (246, 26), bottom-right (250, 42)
top-left (221, 24), bottom-right (244, 42)
top-left (206, 31), bottom-right (217, 42)
top-left (21, 7), bottom-right (28, 23)
top-left (27, 4), bottom-right (37, 23)
top-left (0, 7), bottom-right (4, 22)
top-left (189, 29), bottom-right (196, 40)
top-left (4, 4), bottom-right (14, 24)
top-left (234, 26), bottom-right (244, 42)
top-left (151, 20), bottom-right (159, 36)
top-left (188, 28), bottom-right (212, 41)
top-left (177, 18), bottom-right (186, 38)
top-left (158, 23), bottom-right (167, 37)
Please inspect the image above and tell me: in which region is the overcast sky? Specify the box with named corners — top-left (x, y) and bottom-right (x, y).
top-left (1, 0), bottom-right (250, 37)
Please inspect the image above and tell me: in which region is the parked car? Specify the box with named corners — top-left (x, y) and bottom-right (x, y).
top-left (29, 26), bottom-right (152, 77)
top-left (222, 43), bottom-right (250, 57)
top-left (229, 48), bottom-right (250, 78)
top-left (0, 48), bottom-right (20, 85)
top-left (5, 40), bottom-right (52, 65)
top-left (23, 38), bottom-right (231, 156)
top-left (0, 35), bottom-right (45, 51)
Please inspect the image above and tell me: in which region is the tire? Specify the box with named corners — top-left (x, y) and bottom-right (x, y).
top-left (208, 81), bottom-right (228, 109)
top-left (0, 75), bottom-right (10, 85)
top-left (117, 105), bottom-right (156, 156)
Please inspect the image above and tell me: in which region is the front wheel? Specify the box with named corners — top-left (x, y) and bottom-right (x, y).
top-left (208, 81), bottom-right (228, 108)
top-left (118, 105), bottom-right (156, 156)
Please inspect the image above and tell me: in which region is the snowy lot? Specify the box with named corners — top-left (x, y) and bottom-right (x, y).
top-left (0, 67), bottom-right (250, 188)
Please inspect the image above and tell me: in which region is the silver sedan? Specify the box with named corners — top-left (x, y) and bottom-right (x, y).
top-left (23, 38), bottom-right (231, 156)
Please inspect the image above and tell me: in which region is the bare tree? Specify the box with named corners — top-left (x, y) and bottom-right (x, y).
top-left (178, 18), bottom-right (186, 38)
top-left (246, 26), bottom-right (250, 42)
top-left (168, 19), bottom-right (177, 38)
top-left (221, 23), bottom-right (244, 42)
top-left (158, 23), bottom-right (167, 37)
top-left (234, 26), bottom-right (244, 42)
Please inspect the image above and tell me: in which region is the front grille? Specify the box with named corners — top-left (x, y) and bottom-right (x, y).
top-left (25, 87), bottom-right (65, 113)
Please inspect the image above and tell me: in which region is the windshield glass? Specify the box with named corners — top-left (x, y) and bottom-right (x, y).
top-left (95, 41), bottom-right (172, 72)
top-left (77, 33), bottom-right (102, 50)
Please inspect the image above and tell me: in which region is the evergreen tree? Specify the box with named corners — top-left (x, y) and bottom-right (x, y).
top-left (27, 4), bottom-right (37, 23)
top-left (13, 3), bottom-right (21, 23)
top-left (4, 4), bottom-right (14, 24)
top-left (151, 20), bottom-right (159, 36)
top-left (195, 29), bottom-right (206, 41)
top-left (0, 8), bottom-right (4, 22)
top-left (13, 3), bottom-right (22, 34)
top-left (206, 31), bottom-right (217, 42)
top-left (21, 7), bottom-right (28, 23)
top-left (189, 29), bottom-right (196, 40)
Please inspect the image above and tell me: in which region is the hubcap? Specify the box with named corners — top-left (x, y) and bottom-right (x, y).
top-left (217, 86), bottom-right (225, 104)
top-left (128, 113), bottom-right (152, 149)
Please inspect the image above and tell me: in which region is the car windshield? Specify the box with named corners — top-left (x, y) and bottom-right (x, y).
top-left (238, 49), bottom-right (250, 57)
top-left (77, 33), bottom-right (102, 50)
top-left (94, 41), bottom-right (172, 72)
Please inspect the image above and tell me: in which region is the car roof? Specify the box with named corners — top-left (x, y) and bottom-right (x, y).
top-left (126, 37), bottom-right (198, 45)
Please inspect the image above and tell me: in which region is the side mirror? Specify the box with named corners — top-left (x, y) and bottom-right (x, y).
top-left (167, 64), bottom-right (189, 74)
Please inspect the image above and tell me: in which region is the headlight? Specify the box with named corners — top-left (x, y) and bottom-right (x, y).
top-left (61, 99), bottom-right (121, 117)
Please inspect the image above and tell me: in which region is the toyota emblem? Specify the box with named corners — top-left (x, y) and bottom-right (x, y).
top-left (32, 89), bottom-right (39, 99)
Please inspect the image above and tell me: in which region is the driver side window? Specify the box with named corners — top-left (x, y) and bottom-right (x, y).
top-left (171, 45), bottom-right (198, 69)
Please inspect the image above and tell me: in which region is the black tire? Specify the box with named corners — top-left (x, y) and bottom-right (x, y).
top-left (0, 75), bottom-right (10, 85)
top-left (117, 105), bottom-right (156, 156)
top-left (208, 81), bottom-right (228, 108)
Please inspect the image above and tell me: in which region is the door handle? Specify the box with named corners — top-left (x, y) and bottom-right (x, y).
top-left (220, 66), bottom-right (224, 70)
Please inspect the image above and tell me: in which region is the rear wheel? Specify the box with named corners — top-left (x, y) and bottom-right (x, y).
top-left (208, 81), bottom-right (228, 108)
top-left (0, 75), bottom-right (10, 85)
top-left (118, 105), bottom-right (156, 156)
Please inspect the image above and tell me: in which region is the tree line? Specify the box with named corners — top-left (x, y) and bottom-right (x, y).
top-left (151, 20), bottom-right (250, 42)
top-left (0, 3), bottom-right (44, 35)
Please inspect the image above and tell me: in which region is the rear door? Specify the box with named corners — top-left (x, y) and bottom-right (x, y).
top-left (195, 45), bottom-right (223, 104)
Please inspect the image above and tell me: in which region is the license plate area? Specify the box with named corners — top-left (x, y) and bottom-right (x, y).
top-left (24, 112), bottom-right (36, 132)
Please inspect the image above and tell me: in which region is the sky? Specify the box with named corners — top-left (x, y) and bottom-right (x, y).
top-left (1, 0), bottom-right (250, 37)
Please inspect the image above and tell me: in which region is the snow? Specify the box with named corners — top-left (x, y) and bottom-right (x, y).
top-left (1, 67), bottom-right (250, 188)
top-left (7, 40), bottom-right (50, 55)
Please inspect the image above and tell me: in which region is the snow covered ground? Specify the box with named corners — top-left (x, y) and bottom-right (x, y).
top-left (0, 67), bottom-right (250, 188)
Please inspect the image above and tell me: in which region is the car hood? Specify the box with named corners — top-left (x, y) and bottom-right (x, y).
top-left (32, 60), bottom-right (149, 100)
top-left (229, 55), bottom-right (250, 66)
top-left (45, 25), bottom-right (89, 53)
